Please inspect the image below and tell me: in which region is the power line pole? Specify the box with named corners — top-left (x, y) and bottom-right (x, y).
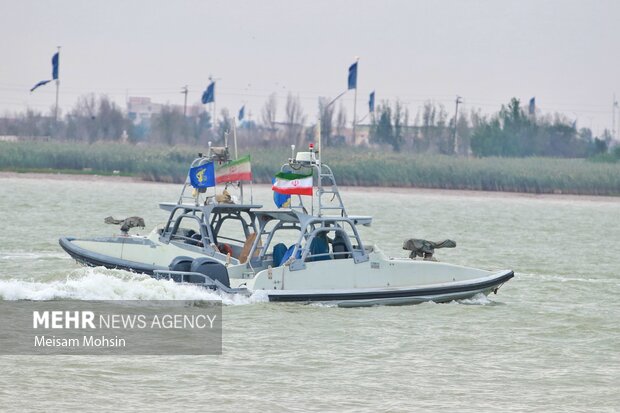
top-left (613, 93), bottom-right (618, 142)
top-left (453, 95), bottom-right (462, 155)
top-left (181, 85), bottom-right (188, 117)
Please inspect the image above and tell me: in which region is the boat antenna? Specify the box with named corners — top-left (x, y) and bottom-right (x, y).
top-left (290, 144), bottom-right (295, 161)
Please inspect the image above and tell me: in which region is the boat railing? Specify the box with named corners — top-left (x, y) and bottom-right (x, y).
top-left (280, 149), bottom-right (348, 218)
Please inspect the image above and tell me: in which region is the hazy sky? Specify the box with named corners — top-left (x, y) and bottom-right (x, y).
top-left (1, 0), bottom-right (619, 134)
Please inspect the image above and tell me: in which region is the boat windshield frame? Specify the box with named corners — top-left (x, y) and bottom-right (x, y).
top-left (247, 209), bottom-right (369, 271)
top-left (160, 203), bottom-right (260, 258)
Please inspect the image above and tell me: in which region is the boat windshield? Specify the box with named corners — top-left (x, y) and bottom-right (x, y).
top-left (160, 205), bottom-right (258, 260)
top-left (209, 208), bottom-right (258, 259)
top-left (248, 211), bottom-right (367, 269)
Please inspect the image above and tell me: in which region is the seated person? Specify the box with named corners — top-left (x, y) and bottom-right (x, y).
top-left (272, 243), bottom-right (288, 267)
top-left (307, 232), bottom-right (331, 262)
top-left (278, 244), bottom-right (302, 266)
top-left (331, 232), bottom-right (350, 259)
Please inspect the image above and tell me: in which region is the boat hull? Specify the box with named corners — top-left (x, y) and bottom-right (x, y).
top-left (263, 270), bottom-right (514, 307)
top-left (61, 237), bottom-right (514, 307)
top-left (59, 237), bottom-right (161, 274)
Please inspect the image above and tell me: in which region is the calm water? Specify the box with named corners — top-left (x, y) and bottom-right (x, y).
top-left (0, 176), bottom-right (619, 412)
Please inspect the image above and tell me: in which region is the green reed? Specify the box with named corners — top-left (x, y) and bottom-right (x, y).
top-left (1, 142), bottom-right (619, 196)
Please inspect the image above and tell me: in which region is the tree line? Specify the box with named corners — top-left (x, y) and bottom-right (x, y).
top-left (368, 98), bottom-right (613, 158)
top-left (0, 93), bottom-right (615, 160)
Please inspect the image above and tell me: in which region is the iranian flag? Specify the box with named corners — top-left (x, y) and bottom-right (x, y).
top-left (272, 171), bottom-right (313, 196)
top-left (216, 155), bottom-right (252, 183)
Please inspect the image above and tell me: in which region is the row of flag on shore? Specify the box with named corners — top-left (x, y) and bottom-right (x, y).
top-left (30, 52), bottom-right (377, 120)
top-left (30, 51), bottom-right (542, 122)
top-left (197, 60), bottom-right (376, 122)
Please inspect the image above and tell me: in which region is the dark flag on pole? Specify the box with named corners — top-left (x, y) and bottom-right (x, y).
top-left (52, 52), bottom-right (59, 80)
top-left (348, 62), bottom-right (358, 90)
top-left (238, 105), bottom-right (245, 121)
top-left (529, 97), bottom-right (536, 115)
top-left (30, 79), bottom-right (52, 92)
top-left (369, 91), bottom-right (375, 113)
top-left (30, 51), bottom-right (59, 92)
top-left (202, 82), bottom-right (215, 104)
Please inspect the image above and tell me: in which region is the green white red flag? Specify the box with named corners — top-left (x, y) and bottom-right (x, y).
top-left (216, 155), bottom-right (252, 183)
top-left (272, 171), bottom-right (313, 196)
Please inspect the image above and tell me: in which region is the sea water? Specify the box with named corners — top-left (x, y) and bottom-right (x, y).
top-left (0, 176), bottom-right (618, 412)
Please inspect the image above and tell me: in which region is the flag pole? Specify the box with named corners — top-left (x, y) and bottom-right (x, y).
top-left (352, 57), bottom-right (359, 145)
top-left (208, 76), bottom-right (217, 132)
top-left (54, 46), bottom-right (61, 122)
top-left (233, 118), bottom-right (238, 159)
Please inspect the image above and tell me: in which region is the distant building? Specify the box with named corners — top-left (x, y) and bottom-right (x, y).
top-left (127, 97), bottom-right (162, 125)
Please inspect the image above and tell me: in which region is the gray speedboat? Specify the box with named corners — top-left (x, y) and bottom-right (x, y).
top-left (149, 147), bottom-right (514, 306)
top-left (60, 146), bottom-right (261, 275)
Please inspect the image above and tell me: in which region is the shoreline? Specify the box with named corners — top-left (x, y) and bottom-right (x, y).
top-left (0, 171), bottom-right (143, 183)
top-left (2, 171), bottom-right (619, 202)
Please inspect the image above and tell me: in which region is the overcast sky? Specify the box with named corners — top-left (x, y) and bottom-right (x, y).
top-left (1, 0), bottom-right (619, 134)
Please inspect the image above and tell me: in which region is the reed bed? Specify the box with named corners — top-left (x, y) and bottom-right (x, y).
top-left (1, 141), bottom-right (619, 196)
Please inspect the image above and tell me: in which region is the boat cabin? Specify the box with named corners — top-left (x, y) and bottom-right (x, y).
top-left (246, 209), bottom-right (370, 271)
top-left (159, 203), bottom-right (260, 264)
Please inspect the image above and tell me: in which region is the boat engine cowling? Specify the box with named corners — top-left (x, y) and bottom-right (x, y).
top-left (169, 256), bottom-right (194, 272)
top-left (190, 257), bottom-right (230, 288)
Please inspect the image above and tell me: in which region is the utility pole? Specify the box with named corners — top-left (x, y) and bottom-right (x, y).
top-left (181, 85), bottom-right (188, 117)
top-left (453, 95), bottom-right (462, 155)
top-left (613, 93), bottom-right (618, 141)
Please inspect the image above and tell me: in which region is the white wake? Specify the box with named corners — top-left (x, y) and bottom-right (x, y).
top-left (0, 267), bottom-right (269, 305)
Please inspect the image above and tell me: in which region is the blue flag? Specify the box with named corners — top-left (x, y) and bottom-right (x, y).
top-left (189, 162), bottom-right (215, 188)
top-left (30, 51), bottom-right (58, 92)
top-left (30, 79), bottom-right (52, 92)
top-left (272, 178), bottom-right (291, 208)
top-left (52, 52), bottom-right (59, 80)
top-left (238, 105), bottom-right (245, 121)
top-left (529, 97), bottom-right (535, 115)
top-left (348, 62), bottom-right (358, 90)
top-left (369, 91), bottom-right (375, 113)
top-left (202, 82), bottom-right (215, 104)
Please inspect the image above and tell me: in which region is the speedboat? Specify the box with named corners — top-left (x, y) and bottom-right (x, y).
top-left (150, 146), bottom-right (515, 306)
top-left (60, 146), bottom-right (262, 274)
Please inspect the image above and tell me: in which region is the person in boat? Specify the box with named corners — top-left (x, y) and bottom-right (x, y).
top-left (307, 231), bottom-right (331, 262)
